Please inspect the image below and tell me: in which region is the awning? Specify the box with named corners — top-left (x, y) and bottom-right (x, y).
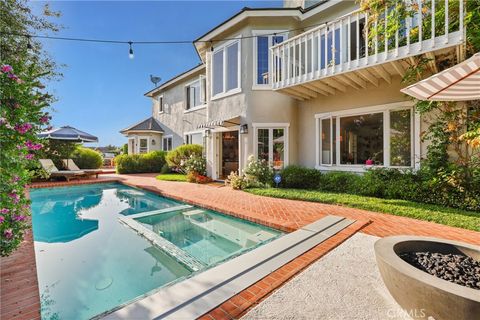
top-left (197, 116), bottom-right (241, 129)
top-left (401, 53), bottom-right (480, 101)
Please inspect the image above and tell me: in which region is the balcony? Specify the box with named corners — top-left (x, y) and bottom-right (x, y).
top-left (270, 1), bottom-right (465, 100)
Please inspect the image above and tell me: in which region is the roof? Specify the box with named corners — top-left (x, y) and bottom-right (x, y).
top-left (144, 64), bottom-right (205, 97)
top-left (120, 117), bottom-right (164, 134)
top-left (194, 7), bottom-right (303, 43)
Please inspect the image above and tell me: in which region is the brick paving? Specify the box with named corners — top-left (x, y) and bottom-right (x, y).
top-left (2, 173), bottom-right (479, 320)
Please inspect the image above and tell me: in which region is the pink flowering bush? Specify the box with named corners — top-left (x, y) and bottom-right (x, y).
top-left (0, 1), bottom-right (60, 256)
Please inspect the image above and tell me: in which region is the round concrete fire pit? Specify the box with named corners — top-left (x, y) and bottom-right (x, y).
top-left (374, 236), bottom-right (480, 320)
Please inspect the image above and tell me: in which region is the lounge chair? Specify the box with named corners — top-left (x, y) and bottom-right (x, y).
top-left (39, 159), bottom-right (86, 182)
top-left (62, 159), bottom-right (102, 178)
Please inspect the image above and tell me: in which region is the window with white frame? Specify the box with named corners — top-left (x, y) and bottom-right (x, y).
top-left (185, 132), bottom-right (203, 145)
top-left (158, 95), bottom-right (164, 113)
top-left (162, 136), bottom-right (173, 151)
top-left (317, 106), bottom-right (414, 168)
top-left (212, 40), bottom-right (240, 97)
top-left (255, 125), bottom-right (288, 170)
top-left (254, 32), bottom-right (286, 85)
top-left (186, 77), bottom-right (206, 110)
top-left (139, 138), bottom-right (148, 154)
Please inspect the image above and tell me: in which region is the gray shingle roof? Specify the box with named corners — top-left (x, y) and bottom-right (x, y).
top-left (120, 117), bottom-right (164, 133)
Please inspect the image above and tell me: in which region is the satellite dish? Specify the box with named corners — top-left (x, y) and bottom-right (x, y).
top-left (150, 74), bottom-right (161, 87)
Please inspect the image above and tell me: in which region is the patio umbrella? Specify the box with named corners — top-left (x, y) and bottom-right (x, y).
top-left (401, 53), bottom-right (480, 101)
top-left (38, 125), bottom-right (98, 143)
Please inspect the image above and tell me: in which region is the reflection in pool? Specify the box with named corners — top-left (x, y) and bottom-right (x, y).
top-left (29, 183), bottom-right (282, 319)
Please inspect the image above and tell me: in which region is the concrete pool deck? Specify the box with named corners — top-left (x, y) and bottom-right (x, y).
top-left (2, 173), bottom-right (479, 320)
top-left (242, 233), bottom-right (411, 320)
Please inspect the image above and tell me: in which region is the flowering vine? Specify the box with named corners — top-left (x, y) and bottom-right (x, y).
top-left (1, 1), bottom-right (61, 256)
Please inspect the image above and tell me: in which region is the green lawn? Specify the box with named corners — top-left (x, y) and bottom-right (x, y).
top-left (156, 173), bottom-right (187, 182)
top-left (246, 188), bottom-right (480, 231)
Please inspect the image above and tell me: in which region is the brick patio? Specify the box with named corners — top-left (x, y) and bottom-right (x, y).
top-left (2, 173), bottom-right (479, 320)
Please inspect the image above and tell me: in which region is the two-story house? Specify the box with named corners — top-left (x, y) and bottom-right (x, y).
top-left (121, 0), bottom-right (466, 180)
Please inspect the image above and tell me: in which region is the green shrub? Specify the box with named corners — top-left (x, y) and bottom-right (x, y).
top-left (243, 155), bottom-right (273, 187)
top-left (280, 165), bottom-right (322, 189)
top-left (115, 151), bottom-right (166, 174)
top-left (165, 144), bottom-right (203, 173)
top-left (318, 171), bottom-right (363, 194)
top-left (160, 163), bottom-right (171, 174)
top-left (226, 171), bottom-right (246, 190)
top-left (71, 147), bottom-right (103, 169)
top-left (184, 155), bottom-right (207, 175)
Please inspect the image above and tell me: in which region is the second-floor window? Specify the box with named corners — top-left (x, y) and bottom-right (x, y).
top-left (212, 39), bottom-right (240, 98)
top-left (158, 95), bottom-right (164, 113)
top-left (186, 77), bottom-right (206, 110)
top-left (254, 32), bottom-right (286, 86)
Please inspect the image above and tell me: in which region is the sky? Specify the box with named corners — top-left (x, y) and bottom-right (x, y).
top-left (32, 0), bottom-right (283, 147)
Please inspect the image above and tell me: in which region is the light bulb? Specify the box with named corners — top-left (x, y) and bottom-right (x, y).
top-left (128, 42), bottom-right (134, 59)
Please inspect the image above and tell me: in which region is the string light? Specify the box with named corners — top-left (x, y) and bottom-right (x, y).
top-left (1, 20), bottom-right (329, 57)
top-left (128, 41), bottom-right (134, 59)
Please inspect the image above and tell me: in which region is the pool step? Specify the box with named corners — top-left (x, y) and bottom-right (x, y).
top-left (118, 216), bottom-right (206, 272)
top-left (126, 204), bottom-right (193, 219)
top-left (103, 215), bottom-right (355, 320)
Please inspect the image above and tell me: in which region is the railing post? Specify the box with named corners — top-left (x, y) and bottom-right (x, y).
top-left (348, 15), bottom-right (351, 69)
top-left (431, 0), bottom-right (435, 48)
top-left (395, 5), bottom-right (399, 56)
top-left (459, 0), bottom-right (464, 41)
top-left (444, 0), bottom-right (449, 44)
top-left (332, 21), bottom-right (336, 74)
top-left (365, 11), bottom-right (369, 62)
top-left (418, 0), bottom-right (423, 50)
top-left (324, 26), bottom-right (328, 76)
top-left (340, 18), bottom-right (343, 71)
top-left (282, 44), bottom-right (286, 87)
top-left (384, 7), bottom-right (388, 60)
top-left (356, 12), bottom-right (360, 66)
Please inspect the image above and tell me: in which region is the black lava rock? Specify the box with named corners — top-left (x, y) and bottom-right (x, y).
top-left (399, 251), bottom-right (480, 290)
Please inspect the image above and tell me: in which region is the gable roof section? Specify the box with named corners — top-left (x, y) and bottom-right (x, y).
top-left (193, 7), bottom-right (303, 57)
top-left (120, 117), bottom-right (164, 134)
top-left (144, 64), bottom-right (205, 97)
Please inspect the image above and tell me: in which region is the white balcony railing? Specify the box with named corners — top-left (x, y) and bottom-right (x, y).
top-left (270, 1), bottom-right (465, 91)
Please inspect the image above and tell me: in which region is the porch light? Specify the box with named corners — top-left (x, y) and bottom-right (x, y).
top-left (151, 139), bottom-right (156, 145)
top-left (204, 129), bottom-right (211, 138)
top-left (240, 124), bottom-right (248, 134)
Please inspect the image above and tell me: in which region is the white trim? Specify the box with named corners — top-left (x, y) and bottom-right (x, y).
top-left (253, 123), bottom-right (290, 169)
top-left (137, 136), bottom-right (150, 154)
top-left (252, 30), bottom-right (288, 88)
top-left (158, 95), bottom-right (164, 114)
top-left (252, 122), bottom-right (290, 128)
top-left (162, 135), bottom-right (173, 152)
top-left (315, 101), bottom-right (417, 171)
top-left (211, 37), bottom-right (242, 100)
top-left (184, 105), bottom-right (207, 114)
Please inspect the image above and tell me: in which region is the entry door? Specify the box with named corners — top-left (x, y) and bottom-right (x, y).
top-left (221, 131), bottom-right (239, 179)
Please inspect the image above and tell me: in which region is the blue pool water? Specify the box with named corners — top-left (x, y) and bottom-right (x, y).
top-left (30, 183), bottom-right (282, 319)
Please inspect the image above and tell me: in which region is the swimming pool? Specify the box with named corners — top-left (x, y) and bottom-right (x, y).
top-left (30, 183), bottom-right (282, 319)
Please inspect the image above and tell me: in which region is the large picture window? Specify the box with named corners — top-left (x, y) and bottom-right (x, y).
top-left (317, 105), bottom-right (414, 169)
top-left (254, 32), bottom-right (286, 85)
top-left (212, 40), bottom-right (240, 98)
top-left (255, 125), bottom-right (288, 170)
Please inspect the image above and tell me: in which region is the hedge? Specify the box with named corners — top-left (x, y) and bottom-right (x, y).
top-left (71, 147), bottom-right (103, 169)
top-left (115, 151), bottom-right (166, 174)
top-left (278, 166), bottom-right (480, 211)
